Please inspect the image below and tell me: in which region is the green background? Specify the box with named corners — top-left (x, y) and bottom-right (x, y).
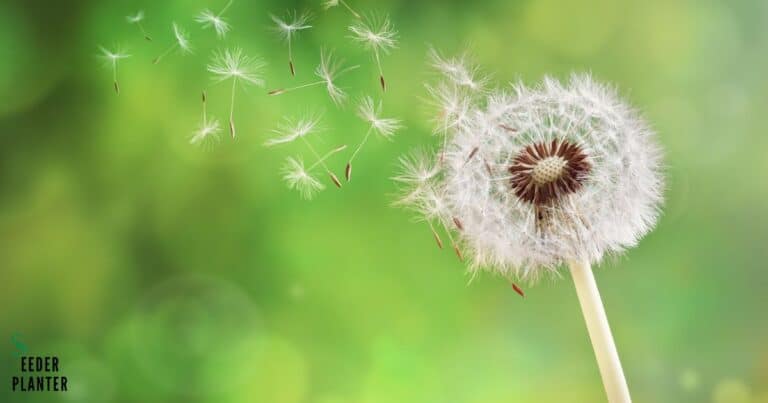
top-left (1, 0), bottom-right (767, 402)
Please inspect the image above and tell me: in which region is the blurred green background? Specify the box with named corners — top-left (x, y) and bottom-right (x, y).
top-left (1, 0), bottom-right (767, 402)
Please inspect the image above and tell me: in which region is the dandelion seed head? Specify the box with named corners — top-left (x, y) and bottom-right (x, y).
top-left (265, 114), bottom-right (322, 146)
top-left (126, 10), bottom-right (145, 24)
top-left (315, 51), bottom-right (357, 105)
top-left (348, 15), bottom-right (398, 54)
top-left (195, 10), bottom-right (231, 38)
top-left (172, 22), bottom-right (192, 53)
top-left (282, 157), bottom-right (325, 199)
top-left (357, 96), bottom-right (402, 139)
top-left (271, 11), bottom-right (312, 41)
top-left (190, 118), bottom-right (222, 145)
top-left (398, 71), bottom-right (664, 281)
top-left (208, 48), bottom-right (266, 86)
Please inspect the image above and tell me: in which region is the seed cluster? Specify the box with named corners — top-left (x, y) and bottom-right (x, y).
top-left (508, 139), bottom-right (591, 205)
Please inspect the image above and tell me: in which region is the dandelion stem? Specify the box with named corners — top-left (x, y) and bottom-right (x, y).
top-left (340, 0), bottom-right (361, 19)
top-left (569, 259), bottom-right (631, 403)
top-left (308, 145), bottom-right (347, 171)
top-left (229, 78), bottom-right (237, 138)
top-left (268, 81), bottom-right (324, 96)
top-left (152, 43), bottom-right (177, 64)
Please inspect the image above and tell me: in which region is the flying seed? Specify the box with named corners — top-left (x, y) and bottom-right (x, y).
top-left (345, 162), bottom-right (352, 181)
top-left (453, 217), bottom-right (464, 231)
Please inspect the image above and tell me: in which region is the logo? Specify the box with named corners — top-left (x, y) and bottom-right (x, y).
top-left (9, 334), bottom-right (69, 393)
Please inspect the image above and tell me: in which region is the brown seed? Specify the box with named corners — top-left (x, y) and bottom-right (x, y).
top-left (431, 228), bottom-right (444, 249)
top-left (268, 89), bottom-right (285, 96)
top-left (452, 244), bottom-right (463, 261)
top-left (202, 91), bottom-right (207, 103)
top-left (345, 162), bottom-right (352, 181)
top-left (144, 35), bottom-right (152, 42)
top-left (289, 60), bottom-right (295, 77)
top-left (330, 173), bottom-right (342, 188)
top-left (113, 81), bottom-right (120, 95)
top-left (511, 283), bottom-right (525, 298)
top-left (466, 147), bottom-right (479, 163)
top-left (484, 161), bottom-right (493, 175)
top-left (500, 124), bottom-right (518, 133)
top-left (379, 75), bottom-right (386, 92)
top-left (453, 217), bottom-right (464, 231)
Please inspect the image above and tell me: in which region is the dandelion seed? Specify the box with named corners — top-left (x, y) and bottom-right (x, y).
top-left (152, 22), bottom-right (192, 64)
top-left (98, 46), bottom-right (130, 95)
top-left (322, 0), bottom-right (361, 19)
top-left (268, 50), bottom-right (357, 106)
top-left (270, 11), bottom-right (312, 77)
top-left (282, 157), bottom-right (325, 199)
top-left (126, 10), bottom-right (152, 41)
top-left (345, 96), bottom-right (402, 181)
top-left (190, 91), bottom-right (222, 146)
top-left (196, 0), bottom-right (233, 38)
top-left (264, 114), bottom-right (322, 146)
top-left (207, 48), bottom-right (266, 138)
top-left (348, 15), bottom-right (398, 91)
top-left (428, 48), bottom-right (487, 91)
top-left (266, 114), bottom-right (345, 189)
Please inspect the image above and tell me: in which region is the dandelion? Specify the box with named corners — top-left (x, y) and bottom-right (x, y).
top-left (190, 91), bottom-right (222, 146)
top-left (322, 0), bottom-right (361, 19)
top-left (396, 65), bottom-right (664, 403)
top-left (152, 22), bottom-right (192, 64)
top-left (268, 50), bottom-right (357, 106)
top-left (207, 48), bottom-right (266, 138)
top-left (270, 11), bottom-right (312, 77)
top-left (345, 96), bottom-right (403, 181)
top-left (265, 114), bottom-right (344, 188)
top-left (348, 15), bottom-right (398, 91)
top-left (126, 10), bottom-right (152, 41)
top-left (98, 46), bottom-right (130, 95)
top-left (196, 0), bottom-right (233, 38)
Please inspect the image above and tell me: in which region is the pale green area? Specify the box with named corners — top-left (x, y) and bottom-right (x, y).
top-left (1, 0), bottom-right (767, 402)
